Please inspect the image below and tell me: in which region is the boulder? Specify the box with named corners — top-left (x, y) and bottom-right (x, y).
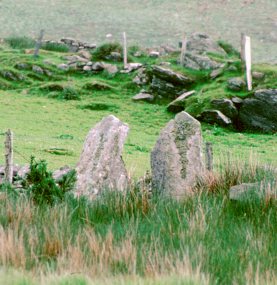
top-left (150, 77), bottom-right (184, 99)
top-left (133, 68), bottom-right (150, 86)
top-left (151, 66), bottom-right (193, 86)
top-left (229, 182), bottom-right (276, 202)
top-left (92, 62), bottom-right (105, 71)
top-left (186, 33), bottom-right (226, 55)
top-left (227, 77), bottom-right (246, 91)
top-left (151, 111), bottom-right (204, 197)
top-left (57, 63), bottom-right (69, 71)
top-left (102, 63), bottom-right (118, 75)
top-left (78, 50), bottom-right (92, 60)
top-left (76, 115), bottom-right (129, 198)
top-left (32, 65), bottom-right (44, 75)
top-left (132, 92), bottom-right (154, 102)
top-left (121, 63), bottom-right (143, 73)
top-left (167, 91), bottom-right (196, 113)
top-left (106, 52), bottom-right (122, 61)
top-left (238, 89), bottom-right (277, 132)
top-left (199, 110), bottom-right (232, 127)
top-left (211, 99), bottom-right (238, 119)
top-left (182, 53), bottom-right (222, 70)
top-left (53, 166), bottom-right (72, 181)
top-left (149, 51), bottom-right (160, 58)
top-left (252, 71), bottom-right (265, 80)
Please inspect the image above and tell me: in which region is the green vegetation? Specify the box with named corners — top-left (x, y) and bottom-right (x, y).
top-left (0, 35), bottom-right (276, 284)
top-left (92, 42), bottom-right (123, 61)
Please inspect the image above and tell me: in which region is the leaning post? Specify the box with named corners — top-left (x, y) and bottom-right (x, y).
top-left (4, 129), bottom-right (13, 184)
top-left (180, 33), bottom-right (187, 66)
top-left (205, 142), bottom-right (213, 172)
top-left (123, 32), bottom-right (128, 69)
top-left (34, 29), bottom-right (45, 58)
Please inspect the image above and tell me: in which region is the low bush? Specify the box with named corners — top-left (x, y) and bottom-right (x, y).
top-left (92, 42), bottom-right (123, 60)
top-left (41, 42), bottom-right (70, 53)
top-left (5, 36), bottom-right (36, 49)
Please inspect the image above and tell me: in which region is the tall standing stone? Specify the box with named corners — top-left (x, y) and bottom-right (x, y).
top-left (151, 112), bottom-right (204, 197)
top-left (76, 115), bottom-right (129, 198)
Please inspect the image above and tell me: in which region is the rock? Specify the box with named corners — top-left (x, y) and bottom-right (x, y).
top-left (149, 51), bottom-right (160, 58)
top-left (252, 71), bottom-right (265, 80)
top-left (167, 91), bottom-right (196, 113)
top-left (152, 65), bottom-right (193, 86)
top-left (76, 115), bottom-right (129, 198)
top-left (151, 111), bottom-right (204, 197)
top-left (32, 65), bottom-right (44, 74)
top-left (15, 63), bottom-right (32, 70)
top-left (231, 97), bottom-right (244, 105)
top-left (0, 70), bottom-right (25, 81)
top-left (151, 77), bottom-right (184, 99)
top-left (102, 63), bottom-right (118, 75)
top-left (53, 166), bottom-right (72, 181)
top-left (78, 50), bottom-right (92, 60)
top-left (132, 92), bottom-right (154, 102)
top-left (57, 63), bottom-right (69, 71)
top-left (210, 67), bottom-right (225, 79)
top-left (133, 51), bottom-right (142, 57)
top-left (92, 62), bottom-right (105, 71)
top-left (133, 68), bottom-right (150, 86)
top-left (63, 55), bottom-right (88, 63)
top-left (17, 165), bottom-right (30, 178)
top-left (229, 182), bottom-right (276, 202)
top-left (199, 110), bottom-right (232, 127)
top-left (83, 66), bottom-right (92, 71)
top-left (227, 77), bottom-right (246, 91)
top-left (121, 63), bottom-right (143, 73)
top-left (211, 99), bottom-right (238, 119)
top-left (238, 89), bottom-right (277, 132)
top-left (186, 33), bottom-right (226, 55)
top-left (106, 52), bottom-right (122, 61)
top-left (182, 53), bottom-right (222, 70)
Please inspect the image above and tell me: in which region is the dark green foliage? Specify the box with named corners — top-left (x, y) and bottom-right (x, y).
top-left (41, 42), bottom-right (70, 53)
top-left (92, 42), bottom-right (123, 60)
top-left (48, 86), bottom-right (80, 100)
top-left (23, 156), bottom-right (76, 204)
top-left (5, 36), bottom-right (36, 49)
top-left (82, 81), bottom-right (113, 91)
top-left (218, 40), bottom-right (240, 57)
top-left (79, 102), bottom-right (119, 111)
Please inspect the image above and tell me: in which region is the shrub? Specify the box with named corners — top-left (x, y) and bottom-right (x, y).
top-left (80, 103), bottom-right (119, 111)
top-left (48, 86), bottom-right (80, 100)
top-left (218, 40), bottom-right (240, 58)
top-left (23, 156), bottom-right (76, 204)
top-left (5, 36), bottom-right (36, 49)
top-left (92, 42), bottom-right (123, 60)
top-left (41, 42), bottom-right (69, 53)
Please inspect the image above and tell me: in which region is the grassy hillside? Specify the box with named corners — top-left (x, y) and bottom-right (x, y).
top-left (0, 0), bottom-right (276, 63)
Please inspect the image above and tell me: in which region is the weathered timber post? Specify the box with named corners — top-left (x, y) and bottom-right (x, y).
top-left (34, 29), bottom-right (45, 58)
top-left (244, 36), bottom-right (252, 91)
top-left (123, 32), bottom-right (128, 69)
top-left (180, 34), bottom-right (187, 66)
top-left (205, 142), bottom-right (213, 171)
top-left (4, 129), bottom-right (13, 183)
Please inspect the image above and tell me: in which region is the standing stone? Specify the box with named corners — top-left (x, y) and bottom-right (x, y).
top-left (76, 115), bottom-right (129, 198)
top-left (151, 112), bottom-right (204, 197)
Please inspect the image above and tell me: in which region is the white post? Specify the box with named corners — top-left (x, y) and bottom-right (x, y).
top-left (123, 32), bottom-right (128, 69)
top-left (4, 129), bottom-right (13, 184)
top-left (245, 36), bottom-right (252, 91)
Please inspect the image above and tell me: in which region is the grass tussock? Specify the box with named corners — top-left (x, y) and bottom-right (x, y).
top-left (0, 155), bottom-right (276, 284)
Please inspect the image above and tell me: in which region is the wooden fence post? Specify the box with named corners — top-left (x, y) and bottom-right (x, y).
top-left (244, 36), bottom-right (252, 91)
top-left (34, 29), bottom-right (45, 58)
top-left (205, 142), bottom-right (213, 171)
top-left (180, 34), bottom-right (187, 66)
top-left (4, 129), bottom-right (13, 184)
top-left (123, 32), bottom-right (128, 69)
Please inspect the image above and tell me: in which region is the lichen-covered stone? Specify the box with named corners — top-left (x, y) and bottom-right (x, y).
top-left (76, 115), bottom-right (129, 198)
top-left (151, 112), bottom-right (204, 198)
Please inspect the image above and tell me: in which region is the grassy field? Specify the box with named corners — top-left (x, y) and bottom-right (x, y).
top-left (0, 0), bottom-right (276, 63)
top-left (0, 36), bottom-right (276, 284)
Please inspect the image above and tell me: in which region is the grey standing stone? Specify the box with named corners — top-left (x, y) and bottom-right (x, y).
top-left (151, 112), bottom-right (204, 197)
top-left (76, 115), bottom-right (129, 198)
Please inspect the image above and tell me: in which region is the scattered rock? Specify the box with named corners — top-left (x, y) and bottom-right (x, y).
top-left (121, 63), bottom-right (143, 73)
top-left (106, 52), bottom-right (122, 61)
top-left (182, 53), bottom-right (222, 70)
top-left (102, 63), bottom-right (118, 75)
top-left (132, 92), bottom-right (154, 102)
top-left (92, 62), bottom-right (105, 71)
top-left (149, 51), bottom-right (160, 58)
top-left (133, 68), bottom-right (150, 86)
top-left (57, 63), bottom-right (69, 71)
top-left (78, 50), bottom-right (92, 60)
top-left (211, 99), bottom-right (238, 119)
top-left (63, 55), bottom-right (88, 63)
top-left (15, 63), bottom-right (32, 71)
top-left (186, 33), bottom-right (226, 55)
top-left (167, 91), bottom-right (196, 113)
top-left (76, 115), bottom-right (129, 198)
top-left (231, 97), bottom-right (244, 105)
top-left (252, 71), bottom-right (265, 80)
top-left (199, 110), bottom-right (232, 127)
top-left (83, 66), bottom-right (92, 71)
top-left (151, 111), bottom-right (204, 197)
top-left (210, 67), bottom-right (225, 79)
top-left (227, 77), bottom-right (246, 91)
top-left (238, 89), bottom-right (277, 132)
top-left (53, 166), bottom-right (72, 181)
top-left (32, 65), bottom-right (44, 75)
top-left (151, 77), bottom-right (184, 99)
top-left (229, 182), bottom-right (276, 202)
